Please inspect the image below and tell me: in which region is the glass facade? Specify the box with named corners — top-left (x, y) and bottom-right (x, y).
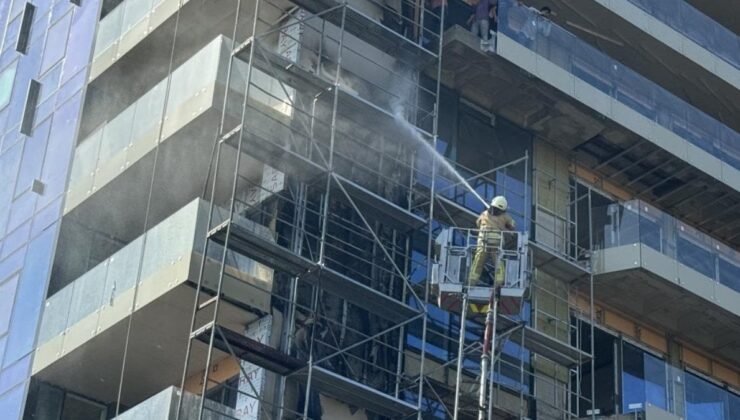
top-left (574, 323), bottom-right (740, 419)
top-left (0, 0), bottom-right (99, 417)
top-left (622, 342), bottom-right (668, 413)
top-left (685, 372), bottom-right (740, 420)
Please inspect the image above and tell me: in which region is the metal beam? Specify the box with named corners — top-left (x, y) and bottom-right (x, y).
top-left (696, 200), bottom-right (740, 228)
top-left (664, 185), bottom-right (707, 211)
top-left (593, 141), bottom-right (642, 170)
top-left (606, 148), bottom-right (661, 180)
top-left (682, 192), bottom-right (729, 220)
top-left (636, 166), bottom-right (690, 197)
top-left (711, 221), bottom-right (740, 238)
top-left (624, 157), bottom-right (675, 188)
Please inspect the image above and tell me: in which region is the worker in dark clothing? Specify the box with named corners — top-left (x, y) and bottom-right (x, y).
top-left (468, 0), bottom-right (491, 48)
top-left (294, 317), bottom-right (323, 419)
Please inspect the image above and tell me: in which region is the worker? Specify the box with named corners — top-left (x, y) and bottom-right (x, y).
top-left (294, 317), bottom-right (315, 361)
top-left (468, 195), bottom-right (515, 287)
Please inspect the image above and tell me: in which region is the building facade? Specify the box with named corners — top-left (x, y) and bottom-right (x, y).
top-left (0, 0), bottom-right (738, 419)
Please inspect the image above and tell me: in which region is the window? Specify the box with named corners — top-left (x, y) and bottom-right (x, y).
top-left (20, 79), bottom-right (41, 135)
top-left (40, 13), bottom-right (72, 75)
top-left (576, 325), bottom-right (617, 416)
top-left (206, 375), bottom-right (239, 408)
top-left (621, 342), bottom-right (667, 413)
top-left (26, 381), bottom-right (107, 420)
top-left (16, 3), bottom-right (36, 54)
top-left (61, 393), bottom-right (106, 420)
top-left (0, 63), bottom-right (17, 110)
top-left (686, 373), bottom-right (727, 420)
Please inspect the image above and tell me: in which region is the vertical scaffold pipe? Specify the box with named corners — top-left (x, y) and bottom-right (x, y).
top-left (479, 288), bottom-right (498, 420)
top-left (453, 293), bottom-right (469, 420)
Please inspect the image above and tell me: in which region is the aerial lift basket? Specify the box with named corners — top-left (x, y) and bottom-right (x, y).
top-left (430, 227), bottom-right (529, 316)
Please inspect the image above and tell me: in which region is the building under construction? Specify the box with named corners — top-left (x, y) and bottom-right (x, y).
top-left (0, 0), bottom-right (739, 418)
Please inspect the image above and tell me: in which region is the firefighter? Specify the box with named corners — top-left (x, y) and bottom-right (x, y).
top-left (468, 195), bottom-right (516, 287)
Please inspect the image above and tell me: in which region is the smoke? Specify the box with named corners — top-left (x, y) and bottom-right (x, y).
top-left (387, 68), bottom-right (488, 208)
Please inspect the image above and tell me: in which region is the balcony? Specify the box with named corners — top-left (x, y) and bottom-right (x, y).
top-left (611, 0), bottom-right (738, 71)
top-left (592, 199), bottom-right (740, 365)
top-left (67, 35), bottom-right (228, 214)
top-left (88, 0), bottom-right (250, 83)
top-left (520, 0), bottom-right (740, 128)
top-left (497, 0), bottom-right (740, 178)
top-left (32, 199), bottom-right (273, 407)
top-left (435, 0), bottom-right (740, 247)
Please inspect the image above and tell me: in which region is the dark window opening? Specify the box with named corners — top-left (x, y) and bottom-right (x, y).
top-left (205, 375), bottom-right (239, 409)
top-left (16, 3), bottom-right (36, 54)
top-left (20, 79), bottom-right (41, 135)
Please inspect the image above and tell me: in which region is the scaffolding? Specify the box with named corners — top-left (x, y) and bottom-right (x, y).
top-left (173, 0), bottom-right (596, 417)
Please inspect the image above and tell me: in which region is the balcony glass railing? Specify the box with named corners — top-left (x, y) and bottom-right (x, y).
top-left (69, 37), bottom-right (225, 189)
top-left (626, 0), bottom-right (740, 70)
top-left (37, 199), bottom-right (269, 346)
top-left (593, 199), bottom-right (740, 294)
top-left (93, 0), bottom-right (167, 58)
top-left (497, 0), bottom-right (740, 172)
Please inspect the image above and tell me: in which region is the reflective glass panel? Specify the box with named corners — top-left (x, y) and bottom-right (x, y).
top-left (0, 62), bottom-right (17, 110)
top-left (40, 12), bottom-right (72, 75)
top-left (0, 275), bottom-right (19, 335)
top-left (3, 226), bottom-right (55, 367)
top-left (99, 103), bottom-right (134, 162)
top-left (685, 373), bottom-right (727, 420)
top-left (37, 284), bottom-right (72, 344)
top-left (622, 342), bottom-right (667, 413)
top-left (677, 234), bottom-right (716, 279)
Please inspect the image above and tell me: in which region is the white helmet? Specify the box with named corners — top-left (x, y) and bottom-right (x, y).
top-left (490, 196), bottom-right (508, 211)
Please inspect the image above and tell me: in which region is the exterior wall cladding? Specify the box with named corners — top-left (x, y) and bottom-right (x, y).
top-left (0, 0), bottom-right (100, 417)
top-left (0, 0), bottom-right (738, 419)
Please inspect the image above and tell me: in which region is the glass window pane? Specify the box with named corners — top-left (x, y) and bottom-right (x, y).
top-left (104, 236), bottom-right (143, 301)
top-left (37, 284), bottom-right (73, 344)
top-left (639, 205), bottom-right (663, 253)
top-left (0, 382), bottom-right (24, 420)
top-left (3, 226), bottom-right (55, 367)
top-left (94, 6), bottom-right (123, 57)
top-left (0, 275), bottom-right (19, 335)
top-left (622, 343), bottom-right (646, 412)
top-left (32, 382), bottom-right (64, 420)
top-left (121, 0), bottom-right (154, 32)
top-left (685, 373), bottom-right (727, 420)
top-left (62, 0), bottom-right (98, 84)
top-left (729, 392), bottom-right (740, 420)
top-left (69, 130), bottom-right (102, 187)
top-left (61, 394), bottom-right (106, 420)
top-left (99, 104), bottom-right (134, 162)
top-left (67, 261), bottom-right (108, 327)
top-left (0, 354), bottom-right (30, 395)
top-left (0, 61), bottom-right (17, 110)
top-left (140, 202), bottom-right (197, 281)
top-left (40, 12), bottom-right (72, 75)
top-left (677, 234), bottom-right (715, 279)
top-left (14, 117), bottom-right (51, 197)
top-left (643, 351), bottom-right (667, 410)
top-left (131, 80), bottom-right (165, 143)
